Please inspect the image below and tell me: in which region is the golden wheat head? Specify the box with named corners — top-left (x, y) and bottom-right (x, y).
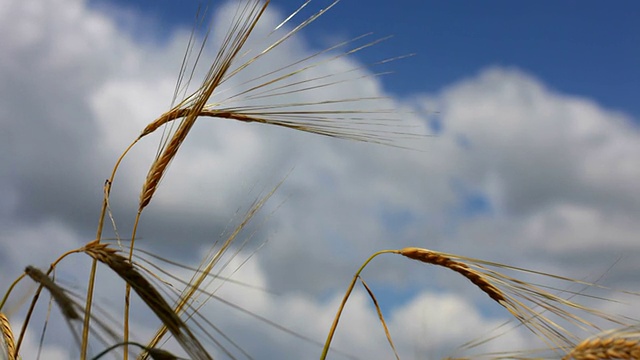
top-left (563, 337), bottom-right (640, 360)
top-left (399, 247), bottom-right (506, 304)
top-left (0, 313), bottom-right (16, 360)
top-left (83, 241), bottom-right (212, 359)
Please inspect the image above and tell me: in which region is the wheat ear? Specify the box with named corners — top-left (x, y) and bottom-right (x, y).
top-left (83, 241), bottom-right (212, 360)
top-left (399, 247), bottom-right (505, 303)
top-left (138, 0), bottom-right (269, 212)
top-left (24, 266), bottom-right (80, 321)
top-left (563, 337), bottom-right (640, 360)
top-left (0, 313), bottom-right (16, 360)
top-left (322, 248), bottom-right (506, 359)
top-left (123, 2), bottom-right (269, 356)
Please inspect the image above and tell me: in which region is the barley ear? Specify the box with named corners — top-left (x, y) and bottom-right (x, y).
top-left (83, 242), bottom-right (212, 360)
top-left (399, 247), bottom-right (506, 304)
top-left (563, 337), bottom-right (640, 360)
top-left (138, 0), bottom-right (269, 212)
top-left (0, 313), bottom-right (16, 360)
top-left (24, 266), bottom-right (80, 321)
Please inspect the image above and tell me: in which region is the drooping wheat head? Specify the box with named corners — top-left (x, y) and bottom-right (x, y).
top-left (324, 246), bottom-right (640, 359)
top-left (83, 241), bottom-right (212, 360)
top-left (24, 266), bottom-right (80, 321)
top-left (399, 247), bottom-right (637, 354)
top-left (399, 247), bottom-right (505, 303)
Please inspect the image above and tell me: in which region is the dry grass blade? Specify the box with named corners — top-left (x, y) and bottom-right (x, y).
top-left (24, 266), bottom-right (80, 321)
top-left (0, 312), bottom-right (16, 360)
top-left (399, 247), bottom-right (505, 304)
top-left (359, 277), bottom-right (399, 360)
top-left (83, 242), bottom-right (212, 360)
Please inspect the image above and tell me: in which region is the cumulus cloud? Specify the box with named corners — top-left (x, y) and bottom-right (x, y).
top-left (1, 0), bottom-right (639, 358)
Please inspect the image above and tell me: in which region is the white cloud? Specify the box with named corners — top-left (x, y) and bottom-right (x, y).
top-left (435, 68), bottom-right (640, 217)
top-left (1, 0), bottom-right (640, 358)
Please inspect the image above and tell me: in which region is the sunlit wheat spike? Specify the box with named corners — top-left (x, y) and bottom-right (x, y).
top-left (0, 313), bottom-right (16, 360)
top-left (83, 242), bottom-right (212, 360)
top-left (561, 327), bottom-right (640, 360)
top-left (138, 0), bottom-right (424, 211)
top-left (397, 247), bottom-right (639, 355)
top-left (563, 337), bottom-right (640, 360)
top-left (24, 266), bottom-right (80, 321)
top-left (139, 0), bottom-right (269, 211)
top-left (399, 247), bottom-right (506, 303)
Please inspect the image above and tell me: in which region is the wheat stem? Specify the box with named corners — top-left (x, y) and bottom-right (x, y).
top-left (124, 211), bottom-right (142, 360)
top-left (83, 138), bottom-right (140, 360)
top-left (321, 249), bottom-right (397, 360)
top-left (0, 274), bottom-right (26, 312)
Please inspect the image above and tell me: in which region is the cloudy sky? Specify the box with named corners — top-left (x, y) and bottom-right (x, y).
top-left (1, 0), bottom-right (640, 359)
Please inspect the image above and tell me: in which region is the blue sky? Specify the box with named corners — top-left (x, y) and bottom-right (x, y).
top-left (3, 0), bottom-right (640, 358)
top-left (91, 0), bottom-right (640, 118)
